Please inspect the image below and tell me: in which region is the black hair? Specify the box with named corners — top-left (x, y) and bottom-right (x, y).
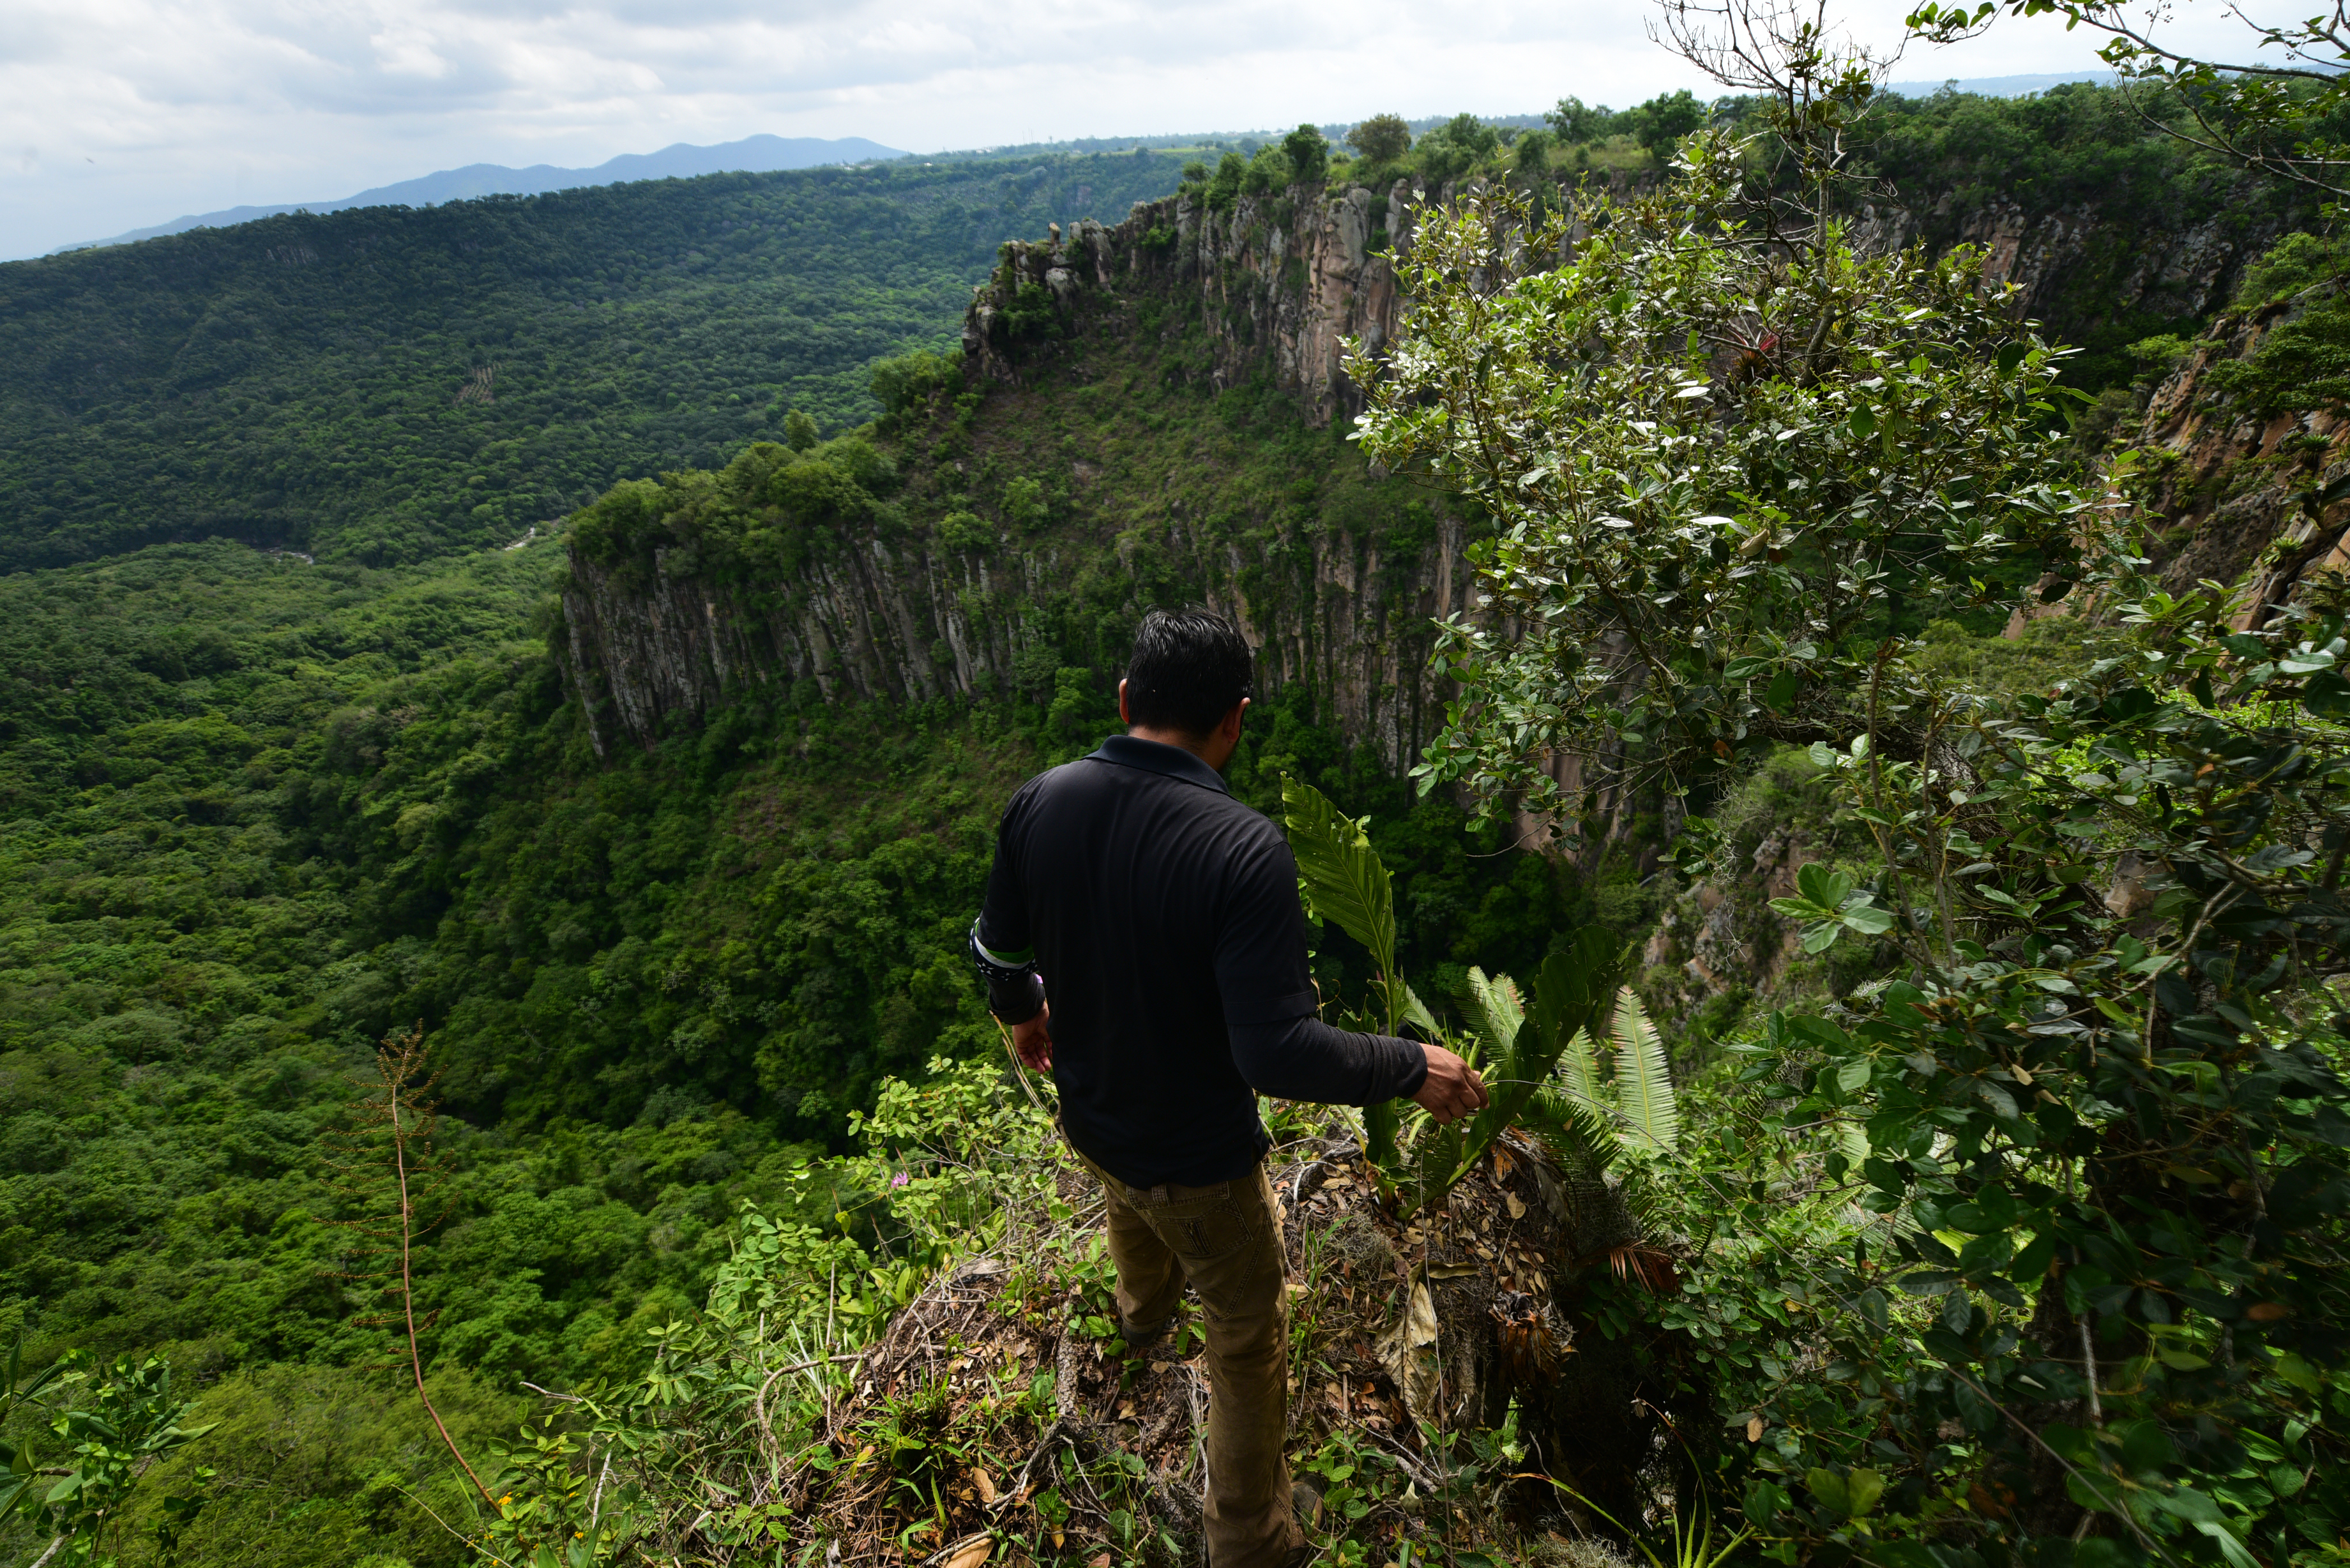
top-left (1124, 607), bottom-right (1255, 737)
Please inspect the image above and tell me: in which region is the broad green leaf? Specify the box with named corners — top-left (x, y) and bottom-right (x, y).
top-left (1840, 900), bottom-right (1895, 935)
top-left (1280, 775), bottom-right (1396, 982)
top-left (1402, 983), bottom-right (1443, 1041)
top-left (1795, 862), bottom-right (1853, 910)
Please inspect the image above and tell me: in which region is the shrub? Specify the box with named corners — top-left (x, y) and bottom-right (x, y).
top-left (1346, 113), bottom-right (1413, 165)
top-left (1283, 123), bottom-right (1330, 186)
top-left (1206, 151), bottom-right (1245, 212)
top-left (934, 510), bottom-right (991, 553)
top-left (2234, 227), bottom-right (2350, 305)
top-left (1240, 144), bottom-right (1290, 197)
top-left (869, 348), bottom-right (962, 418)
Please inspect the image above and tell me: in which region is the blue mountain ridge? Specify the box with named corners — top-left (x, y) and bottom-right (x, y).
top-left (50, 133), bottom-right (906, 254)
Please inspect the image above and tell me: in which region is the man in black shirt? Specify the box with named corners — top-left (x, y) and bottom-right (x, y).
top-left (971, 608), bottom-right (1487, 1568)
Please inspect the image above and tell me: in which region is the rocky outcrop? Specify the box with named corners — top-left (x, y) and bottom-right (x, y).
top-left (559, 485), bottom-right (1482, 773)
top-left (963, 179), bottom-right (1421, 427)
top-left (1852, 193), bottom-right (2289, 337)
top-left (2085, 289), bottom-right (2350, 623)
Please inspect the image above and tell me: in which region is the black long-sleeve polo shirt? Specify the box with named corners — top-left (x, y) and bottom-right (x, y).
top-left (974, 734), bottom-right (1427, 1188)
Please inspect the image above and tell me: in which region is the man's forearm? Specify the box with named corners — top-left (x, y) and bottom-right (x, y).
top-left (969, 923), bottom-right (1045, 1023)
top-left (1229, 1014), bottom-right (1427, 1106)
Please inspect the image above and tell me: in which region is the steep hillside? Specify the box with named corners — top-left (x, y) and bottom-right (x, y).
top-left (0, 152), bottom-right (1188, 572)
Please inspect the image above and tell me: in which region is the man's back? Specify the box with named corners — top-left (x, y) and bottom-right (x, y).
top-left (978, 734), bottom-right (1312, 1187)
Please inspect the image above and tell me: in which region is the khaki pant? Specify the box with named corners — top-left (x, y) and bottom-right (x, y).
top-left (1072, 1148), bottom-right (1300, 1568)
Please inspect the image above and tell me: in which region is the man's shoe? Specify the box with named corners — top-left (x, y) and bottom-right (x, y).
top-left (1118, 1316), bottom-right (1172, 1355)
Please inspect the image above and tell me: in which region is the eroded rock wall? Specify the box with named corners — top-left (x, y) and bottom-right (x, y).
top-left (561, 166), bottom-right (2305, 767)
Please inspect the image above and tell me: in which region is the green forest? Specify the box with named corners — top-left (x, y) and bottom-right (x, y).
top-left (0, 151), bottom-right (1188, 571)
top-left (8, 43), bottom-right (2350, 1568)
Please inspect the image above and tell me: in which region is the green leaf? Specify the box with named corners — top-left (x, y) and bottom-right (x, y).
top-left (1402, 983), bottom-right (1443, 1040)
top-left (1558, 1026), bottom-right (1605, 1112)
top-left (1840, 900), bottom-right (1896, 935)
top-left (1280, 774), bottom-right (1397, 984)
top-left (1462, 967), bottom-right (1525, 1062)
top-left (1611, 988), bottom-right (1679, 1153)
top-left (1847, 406), bottom-right (1877, 441)
top-left (1845, 1468), bottom-right (1886, 1518)
top-left (1795, 862), bottom-right (1853, 910)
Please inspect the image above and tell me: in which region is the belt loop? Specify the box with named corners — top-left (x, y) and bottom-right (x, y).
top-left (1151, 1184), bottom-right (1170, 1203)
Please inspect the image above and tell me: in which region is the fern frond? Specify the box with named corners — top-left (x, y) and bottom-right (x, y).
top-left (1558, 1026), bottom-right (1605, 1115)
top-left (1463, 967), bottom-right (1524, 1062)
top-left (1522, 1083), bottom-right (1621, 1173)
top-left (1610, 988), bottom-right (1680, 1154)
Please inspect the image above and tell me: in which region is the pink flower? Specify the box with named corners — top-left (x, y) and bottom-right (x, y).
top-left (891, 1172), bottom-right (910, 1188)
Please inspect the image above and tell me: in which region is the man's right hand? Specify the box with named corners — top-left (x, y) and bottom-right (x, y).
top-left (1011, 1001), bottom-right (1054, 1071)
top-left (1411, 1043), bottom-right (1488, 1124)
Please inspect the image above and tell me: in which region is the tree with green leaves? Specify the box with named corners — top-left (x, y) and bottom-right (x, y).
top-left (1351, 13), bottom-right (2350, 1558)
top-left (1349, 128), bottom-right (2083, 833)
top-left (1346, 114), bottom-right (1414, 167)
top-left (1626, 87), bottom-right (1711, 156)
top-left (1284, 123), bottom-right (1331, 186)
top-left (1909, 0), bottom-right (2350, 201)
top-left (1546, 95), bottom-right (1619, 144)
top-left (1414, 114), bottom-right (1504, 189)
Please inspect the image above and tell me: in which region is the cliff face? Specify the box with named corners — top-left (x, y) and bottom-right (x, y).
top-left (962, 179), bottom-right (1421, 427)
top-left (1853, 192), bottom-right (2286, 346)
top-left (557, 165), bottom-right (2304, 767)
top-left (2109, 294), bottom-right (2350, 622)
top-left (554, 178), bottom-right (1489, 768)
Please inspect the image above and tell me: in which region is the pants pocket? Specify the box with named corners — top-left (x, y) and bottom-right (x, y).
top-left (1164, 1196), bottom-right (1255, 1267)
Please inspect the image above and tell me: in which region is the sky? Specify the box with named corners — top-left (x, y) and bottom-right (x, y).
top-left (0, 0), bottom-right (2308, 260)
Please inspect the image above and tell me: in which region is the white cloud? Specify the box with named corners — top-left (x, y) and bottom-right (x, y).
top-left (0, 0), bottom-right (2314, 259)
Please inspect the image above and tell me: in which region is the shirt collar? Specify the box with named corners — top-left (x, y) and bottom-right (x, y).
top-left (1088, 734), bottom-right (1232, 795)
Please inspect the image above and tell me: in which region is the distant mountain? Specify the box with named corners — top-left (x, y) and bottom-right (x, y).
top-left (49, 133), bottom-right (906, 254)
top-left (1886, 71), bottom-right (2119, 98)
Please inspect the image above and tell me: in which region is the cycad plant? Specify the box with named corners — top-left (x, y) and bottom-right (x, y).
top-left (1280, 778), bottom-right (1677, 1214)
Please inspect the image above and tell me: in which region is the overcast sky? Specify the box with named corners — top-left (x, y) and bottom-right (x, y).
top-left (0, 0), bottom-right (2300, 260)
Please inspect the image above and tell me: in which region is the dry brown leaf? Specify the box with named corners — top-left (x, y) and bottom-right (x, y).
top-left (1089, 1555), bottom-right (1113, 1568)
top-left (973, 1468), bottom-right (996, 1505)
top-left (1747, 1415), bottom-right (1764, 1442)
top-left (1505, 1194), bottom-right (1527, 1220)
top-left (944, 1536), bottom-right (993, 1568)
